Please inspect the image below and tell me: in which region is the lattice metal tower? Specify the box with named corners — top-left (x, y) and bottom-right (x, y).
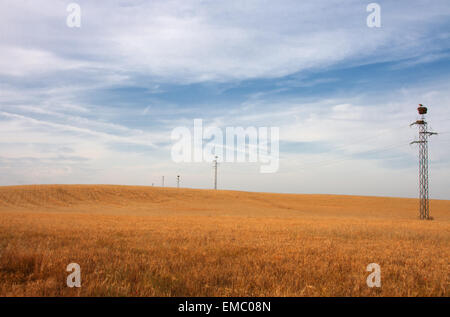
top-left (410, 104), bottom-right (437, 220)
top-left (213, 156), bottom-right (218, 190)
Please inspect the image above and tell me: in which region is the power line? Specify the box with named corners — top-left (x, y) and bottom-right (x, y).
top-left (324, 127), bottom-right (400, 153)
top-left (298, 141), bottom-right (410, 171)
top-left (294, 124), bottom-right (448, 176)
top-left (296, 124), bottom-right (413, 168)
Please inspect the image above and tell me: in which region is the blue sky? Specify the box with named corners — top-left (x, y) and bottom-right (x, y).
top-left (0, 0), bottom-right (450, 198)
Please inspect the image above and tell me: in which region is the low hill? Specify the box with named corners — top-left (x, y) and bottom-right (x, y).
top-left (0, 184), bottom-right (449, 220)
top-left (0, 184), bottom-right (449, 296)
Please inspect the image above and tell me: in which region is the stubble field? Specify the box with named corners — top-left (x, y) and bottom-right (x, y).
top-left (0, 185), bottom-right (448, 296)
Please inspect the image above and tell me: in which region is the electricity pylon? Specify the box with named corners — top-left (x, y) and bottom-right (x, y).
top-left (410, 104), bottom-right (437, 220)
top-left (213, 156), bottom-right (218, 190)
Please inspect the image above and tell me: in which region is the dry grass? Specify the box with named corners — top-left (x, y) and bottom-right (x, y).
top-left (0, 185), bottom-right (449, 297)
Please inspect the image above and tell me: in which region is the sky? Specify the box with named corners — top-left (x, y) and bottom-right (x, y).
top-left (0, 0), bottom-right (450, 199)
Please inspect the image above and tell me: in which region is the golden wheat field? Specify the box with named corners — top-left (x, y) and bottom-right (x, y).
top-left (0, 184), bottom-right (448, 297)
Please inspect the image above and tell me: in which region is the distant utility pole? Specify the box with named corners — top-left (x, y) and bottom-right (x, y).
top-left (213, 156), bottom-right (218, 190)
top-left (410, 104), bottom-right (438, 220)
top-left (162, 176), bottom-right (164, 187)
top-left (177, 175), bottom-right (180, 188)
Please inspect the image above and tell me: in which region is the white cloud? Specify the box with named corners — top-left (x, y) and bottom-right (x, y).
top-left (0, 45), bottom-right (90, 76)
top-left (0, 1), bottom-right (449, 197)
top-left (1, 0), bottom-right (449, 82)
